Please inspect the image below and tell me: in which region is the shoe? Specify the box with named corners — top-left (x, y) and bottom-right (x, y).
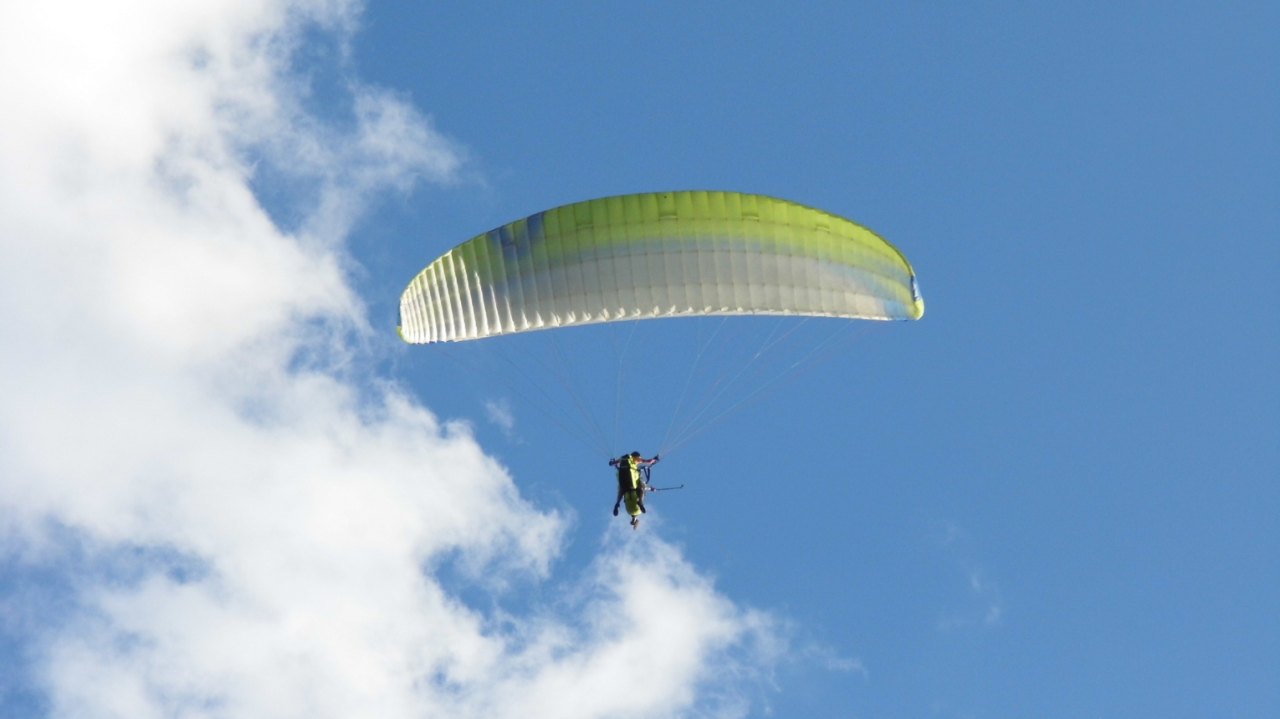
top-left (613, 506), bottom-right (619, 516)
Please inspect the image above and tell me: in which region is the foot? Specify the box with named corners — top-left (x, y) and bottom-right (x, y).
top-left (613, 506), bottom-right (619, 516)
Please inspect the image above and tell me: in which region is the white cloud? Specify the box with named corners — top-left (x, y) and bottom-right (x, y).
top-left (0, 1), bottom-right (782, 717)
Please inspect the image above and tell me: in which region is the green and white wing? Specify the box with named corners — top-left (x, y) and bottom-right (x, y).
top-left (399, 191), bottom-right (924, 344)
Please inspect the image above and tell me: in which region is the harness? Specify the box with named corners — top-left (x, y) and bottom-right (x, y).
top-left (616, 456), bottom-right (644, 495)
top-left (615, 456), bottom-right (652, 518)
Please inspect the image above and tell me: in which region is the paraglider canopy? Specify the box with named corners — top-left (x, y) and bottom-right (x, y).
top-left (398, 191), bottom-right (923, 344)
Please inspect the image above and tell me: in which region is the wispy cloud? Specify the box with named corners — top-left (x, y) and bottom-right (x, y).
top-left (485, 399), bottom-right (516, 436)
top-left (933, 523), bottom-right (1005, 632)
top-left (0, 2), bottom-right (783, 717)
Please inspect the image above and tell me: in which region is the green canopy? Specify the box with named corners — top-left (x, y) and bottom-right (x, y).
top-left (400, 191), bottom-right (923, 343)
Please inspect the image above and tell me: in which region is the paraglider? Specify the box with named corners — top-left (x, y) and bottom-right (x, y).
top-left (398, 190), bottom-right (924, 524)
top-left (610, 451), bottom-right (659, 529)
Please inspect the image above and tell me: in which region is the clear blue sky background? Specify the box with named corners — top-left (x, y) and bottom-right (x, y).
top-left (341, 2), bottom-right (1276, 716)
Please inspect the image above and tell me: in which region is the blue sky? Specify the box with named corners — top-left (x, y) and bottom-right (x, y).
top-left (355, 2), bottom-right (1278, 715)
top-left (1, 2), bottom-right (1276, 718)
